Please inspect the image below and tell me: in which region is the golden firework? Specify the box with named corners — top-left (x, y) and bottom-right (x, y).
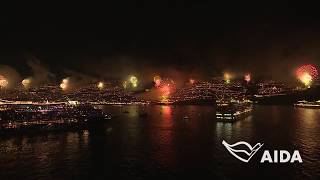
top-left (0, 75), bottom-right (8, 88)
top-left (60, 78), bottom-right (69, 90)
top-left (224, 73), bottom-right (231, 84)
top-left (97, 82), bottom-right (104, 89)
top-left (22, 78), bottom-right (31, 88)
top-left (299, 73), bottom-right (312, 87)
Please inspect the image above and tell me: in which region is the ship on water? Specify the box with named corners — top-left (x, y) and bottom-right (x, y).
top-left (0, 101), bottom-right (111, 133)
top-left (216, 100), bottom-right (253, 122)
top-left (294, 100), bottom-right (320, 108)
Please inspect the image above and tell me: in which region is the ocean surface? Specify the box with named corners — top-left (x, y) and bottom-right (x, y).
top-left (0, 105), bottom-right (319, 179)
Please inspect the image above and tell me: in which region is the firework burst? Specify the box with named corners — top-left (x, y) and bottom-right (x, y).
top-left (296, 64), bottom-right (318, 87)
top-left (0, 75), bottom-right (8, 88)
top-left (153, 75), bottom-right (161, 87)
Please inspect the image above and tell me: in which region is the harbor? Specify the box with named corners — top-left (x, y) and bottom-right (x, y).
top-left (2, 3), bottom-right (320, 179)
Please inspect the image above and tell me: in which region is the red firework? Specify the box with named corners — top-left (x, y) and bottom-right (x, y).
top-left (296, 64), bottom-right (318, 80)
top-left (161, 85), bottom-right (171, 96)
top-left (244, 74), bottom-right (251, 83)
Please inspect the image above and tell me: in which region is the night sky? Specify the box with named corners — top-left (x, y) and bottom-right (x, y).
top-left (1, 2), bottom-right (320, 81)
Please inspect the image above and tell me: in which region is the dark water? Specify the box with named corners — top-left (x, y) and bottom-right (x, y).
top-left (0, 105), bottom-right (319, 179)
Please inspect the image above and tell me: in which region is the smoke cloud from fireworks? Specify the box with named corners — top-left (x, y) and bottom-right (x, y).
top-left (0, 65), bottom-right (21, 88)
top-left (27, 57), bottom-right (55, 86)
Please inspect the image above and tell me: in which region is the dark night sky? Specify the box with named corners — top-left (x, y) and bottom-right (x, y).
top-left (1, 1), bottom-right (320, 81)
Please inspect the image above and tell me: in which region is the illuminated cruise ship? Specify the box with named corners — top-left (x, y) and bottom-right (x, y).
top-left (0, 101), bottom-right (111, 133)
top-left (216, 100), bottom-right (253, 122)
top-left (294, 100), bottom-right (320, 108)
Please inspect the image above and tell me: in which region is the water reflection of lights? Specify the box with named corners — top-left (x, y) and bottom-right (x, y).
top-left (216, 122), bottom-right (232, 140)
top-left (83, 130), bottom-right (90, 145)
top-left (299, 109), bottom-right (317, 126)
top-left (295, 108), bottom-right (320, 163)
top-left (66, 132), bottom-right (80, 147)
top-left (0, 139), bottom-right (19, 153)
top-left (150, 105), bottom-right (175, 167)
top-left (162, 105), bottom-right (172, 115)
top-left (127, 105), bottom-right (139, 117)
top-left (33, 135), bottom-right (61, 168)
top-left (160, 105), bottom-right (174, 126)
top-left (216, 115), bottom-right (253, 140)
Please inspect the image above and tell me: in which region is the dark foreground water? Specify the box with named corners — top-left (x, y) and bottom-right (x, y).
top-left (0, 105), bottom-right (319, 179)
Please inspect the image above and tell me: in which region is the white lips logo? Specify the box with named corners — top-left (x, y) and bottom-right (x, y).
top-left (222, 140), bottom-right (264, 163)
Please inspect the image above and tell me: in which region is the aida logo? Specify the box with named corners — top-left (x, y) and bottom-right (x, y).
top-left (222, 140), bottom-right (303, 163)
top-left (222, 140), bottom-right (263, 162)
